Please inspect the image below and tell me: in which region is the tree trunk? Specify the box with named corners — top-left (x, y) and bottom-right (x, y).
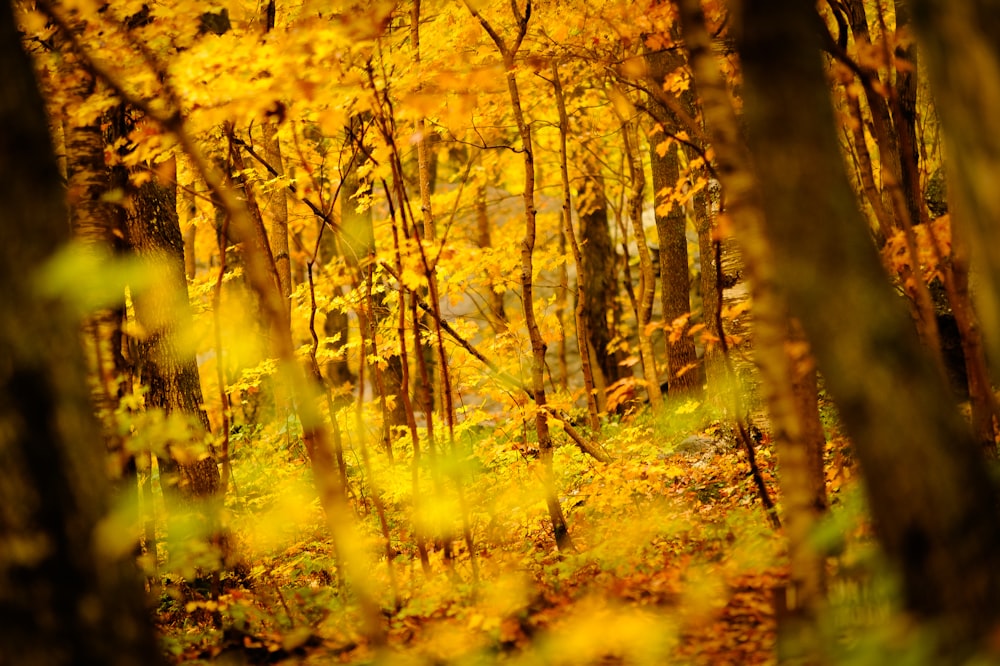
top-left (695, 184), bottom-right (726, 393)
top-left (475, 184), bottom-right (507, 328)
top-left (261, 0), bottom-right (291, 309)
top-left (738, 0), bottom-right (1000, 655)
top-left (0, 5), bottom-right (162, 660)
top-left (262, 122), bottom-right (292, 308)
top-left (909, 0), bottom-right (1000, 451)
top-left (622, 120), bottom-right (663, 411)
top-left (464, 1), bottom-right (573, 550)
top-left (342, 115), bottom-right (406, 450)
top-left (646, 47), bottom-right (701, 397)
top-left (679, 2), bottom-right (830, 654)
top-left (578, 170), bottom-right (622, 409)
top-left (61, 59), bottom-right (131, 482)
top-left (552, 61), bottom-right (600, 432)
top-left (123, 157), bottom-right (221, 502)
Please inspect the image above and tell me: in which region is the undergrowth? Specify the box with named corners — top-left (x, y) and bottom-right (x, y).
top-left (151, 395), bottom-right (900, 665)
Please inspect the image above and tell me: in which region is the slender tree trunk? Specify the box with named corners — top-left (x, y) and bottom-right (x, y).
top-left (552, 62), bottom-right (600, 431)
top-left (695, 185), bottom-right (725, 393)
top-left (0, 6), bottom-right (163, 659)
top-left (261, 0), bottom-right (292, 306)
top-left (842, 0), bottom-right (903, 208)
top-left (476, 184), bottom-right (507, 328)
top-left (844, 91), bottom-right (895, 243)
top-left (464, 1), bottom-right (573, 551)
top-left (342, 115), bottom-right (406, 452)
top-left (622, 120), bottom-right (663, 411)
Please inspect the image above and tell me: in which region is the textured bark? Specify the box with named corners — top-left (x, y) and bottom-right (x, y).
top-left (0, 5), bottom-right (162, 660)
top-left (262, 122), bottom-right (292, 307)
top-left (738, 0), bottom-right (1000, 655)
top-left (646, 47), bottom-right (701, 397)
top-left (578, 170), bottom-right (622, 407)
top-left (695, 189), bottom-right (725, 393)
top-left (124, 162), bottom-right (221, 502)
top-left (262, 0), bottom-right (291, 307)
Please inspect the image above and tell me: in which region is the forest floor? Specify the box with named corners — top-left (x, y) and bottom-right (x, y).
top-left (154, 399), bottom-right (871, 665)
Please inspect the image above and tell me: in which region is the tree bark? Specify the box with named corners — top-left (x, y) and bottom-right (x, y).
top-left (123, 157), bottom-right (221, 502)
top-left (475, 183), bottom-right (507, 328)
top-left (909, 0), bottom-right (1000, 454)
top-left (578, 170), bottom-right (622, 409)
top-left (646, 47), bottom-right (701, 397)
top-left (342, 114), bottom-right (406, 450)
top-left (695, 184), bottom-right (726, 393)
top-left (261, 0), bottom-right (292, 308)
top-left (0, 4), bottom-right (162, 660)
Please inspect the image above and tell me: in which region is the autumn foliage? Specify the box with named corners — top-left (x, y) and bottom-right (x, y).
top-left (6, 0), bottom-right (1000, 663)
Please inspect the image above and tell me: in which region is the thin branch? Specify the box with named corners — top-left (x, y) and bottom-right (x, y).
top-left (378, 261), bottom-right (612, 463)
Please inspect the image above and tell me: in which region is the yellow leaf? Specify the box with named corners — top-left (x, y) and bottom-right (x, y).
top-left (401, 267), bottom-right (426, 291)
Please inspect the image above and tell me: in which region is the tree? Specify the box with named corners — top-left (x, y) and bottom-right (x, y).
top-left (646, 44), bottom-right (702, 397)
top-left (736, 0), bottom-right (1000, 656)
top-left (0, 1), bottom-right (162, 660)
top-left (908, 0), bottom-right (1000, 455)
top-left (120, 152), bottom-right (221, 504)
top-left (464, 0), bottom-right (574, 551)
top-left (578, 168), bottom-right (624, 409)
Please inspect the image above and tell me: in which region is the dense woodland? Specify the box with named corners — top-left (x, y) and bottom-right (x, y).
top-left (4, 0), bottom-right (1000, 663)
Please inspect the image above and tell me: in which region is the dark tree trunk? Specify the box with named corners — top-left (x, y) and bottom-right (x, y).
top-left (578, 171), bottom-right (623, 406)
top-left (0, 4), bottom-right (163, 661)
top-left (123, 159), bottom-right (221, 502)
top-left (738, 0), bottom-right (1000, 656)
